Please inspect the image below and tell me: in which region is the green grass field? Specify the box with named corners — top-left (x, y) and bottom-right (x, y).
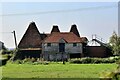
top-left (1, 62), bottom-right (117, 79)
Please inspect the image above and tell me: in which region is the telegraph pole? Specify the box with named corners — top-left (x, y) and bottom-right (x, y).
top-left (12, 30), bottom-right (18, 49)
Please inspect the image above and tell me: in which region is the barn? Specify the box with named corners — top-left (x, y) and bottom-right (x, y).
top-left (86, 39), bottom-right (112, 58)
top-left (42, 25), bottom-right (87, 61)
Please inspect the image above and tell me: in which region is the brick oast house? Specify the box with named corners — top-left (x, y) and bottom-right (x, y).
top-left (14, 22), bottom-right (112, 60)
top-left (15, 22), bottom-right (48, 60)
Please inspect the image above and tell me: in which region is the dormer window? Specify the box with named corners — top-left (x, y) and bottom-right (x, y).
top-left (73, 43), bottom-right (77, 47)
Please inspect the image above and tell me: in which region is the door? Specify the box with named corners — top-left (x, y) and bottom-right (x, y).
top-left (59, 43), bottom-right (65, 52)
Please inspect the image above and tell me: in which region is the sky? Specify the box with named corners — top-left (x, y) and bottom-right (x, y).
top-left (0, 1), bottom-right (119, 48)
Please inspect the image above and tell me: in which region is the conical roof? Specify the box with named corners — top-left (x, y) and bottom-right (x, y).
top-left (51, 25), bottom-right (60, 33)
top-left (70, 24), bottom-right (80, 37)
top-left (18, 22), bottom-right (42, 48)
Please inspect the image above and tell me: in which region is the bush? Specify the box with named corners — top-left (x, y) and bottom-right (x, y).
top-left (69, 57), bottom-right (118, 64)
top-left (13, 60), bottom-right (23, 64)
top-left (13, 57), bottom-right (36, 64)
top-left (23, 57), bottom-right (31, 63)
top-left (31, 57), bottom-right (37, 62)
top-left (81, 58), bottom-right (91, 63)
top-left (43, 61), bottom-right (49, 65)
top-left (12, 58), bottom-right (49, 65)
top-left (23, 57), bottom-right (37, 63)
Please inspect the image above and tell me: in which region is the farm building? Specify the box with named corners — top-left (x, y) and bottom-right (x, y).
top-left (14, 22), bottom-right (49, 60)
top-left (86, 38), bottom-right (112, 58)
top-left (14, 22), bottom-right (112, 60)
top-left (42, 25), bottom-right (87, 61)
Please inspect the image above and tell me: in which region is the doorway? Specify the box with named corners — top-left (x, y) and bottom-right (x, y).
top-left (59, 43), bottom-right (65, 52)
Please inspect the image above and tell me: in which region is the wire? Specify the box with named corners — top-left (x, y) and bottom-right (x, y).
top-left (0, 5), bottom-right (117, 16)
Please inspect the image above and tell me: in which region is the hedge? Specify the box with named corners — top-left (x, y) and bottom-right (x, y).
top-left (69, 56), bottom-right (120, 64)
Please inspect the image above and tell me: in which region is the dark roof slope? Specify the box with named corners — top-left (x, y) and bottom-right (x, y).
top-left (51, 25), bottom-right (60, 33)
top-left (70, 24), bottom-right (80, 37)
top-left (40, 34), bottom-right (48, 40)
top-left (18, 22), bottom-right (42, 48)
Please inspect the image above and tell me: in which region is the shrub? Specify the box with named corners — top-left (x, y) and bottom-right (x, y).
top-left (43, 61), bottom-right (49, 65)
top-left (22, 57), bottom-right (37, 63)
top-left (13, 60), bottom-right (23, 64)
top-left (69, 57), bottom-right (118, 64)
top-left (99, 71), bottom-right (115, 79)
top-left (23, 57), bottom-right (31, 63)
top-left (116, 59), bottom-right (120, 64)
top-left (31, 57), bottom-right (37, 62)
top-left (70, 58), bottom-right (82, 64)
top-left (81, 58), bottom-right (91, 63)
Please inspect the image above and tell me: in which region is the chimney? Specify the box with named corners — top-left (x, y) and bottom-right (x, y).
top-left (51, 25), bottom-right (60, 33)
top-left (70, 24), bottom-right (80, 37)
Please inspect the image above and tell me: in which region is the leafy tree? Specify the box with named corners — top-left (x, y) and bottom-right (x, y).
top-left (109, 31), bottom-right (120, 55)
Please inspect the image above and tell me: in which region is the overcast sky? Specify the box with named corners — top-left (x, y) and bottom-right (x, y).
top-left (0, 1), bottom-right (119, 48)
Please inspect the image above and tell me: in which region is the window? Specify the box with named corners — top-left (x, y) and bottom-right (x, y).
top-left (73, 43), bottom-right (77, 47)
top-left (47, 43), bottom-right (51, 47)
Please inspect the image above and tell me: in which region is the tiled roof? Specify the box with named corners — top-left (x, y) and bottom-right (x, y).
top-left (18, 22), bottom-right (42, 48)
top-left (43, 32), bottom-right (87, 43)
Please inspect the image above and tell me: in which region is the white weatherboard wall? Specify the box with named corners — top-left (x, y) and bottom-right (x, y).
top-left (43, 43), bottom-right (82, 54)
top-left (43, 43), bottom-right (59, 53)
top-left (42, 43), bottom-right (82, 60)
top-left (65, 43), bottom-right (82, 54)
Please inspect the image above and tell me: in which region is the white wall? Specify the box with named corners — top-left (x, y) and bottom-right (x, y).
top-left (42, 43), bottom-right (59, 53)
top-left (42, 43), bottom-right (82, 60)
top-left (42, 43), bottom-right (82, 54)
top-left (65, 43), bottom-right (82, 54)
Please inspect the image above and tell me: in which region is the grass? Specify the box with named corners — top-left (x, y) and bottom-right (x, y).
top-left (1, 62), bottom-right (117, 79)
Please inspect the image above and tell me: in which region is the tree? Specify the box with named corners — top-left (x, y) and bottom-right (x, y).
top-left (109, 31), bottom-right (120, 55)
